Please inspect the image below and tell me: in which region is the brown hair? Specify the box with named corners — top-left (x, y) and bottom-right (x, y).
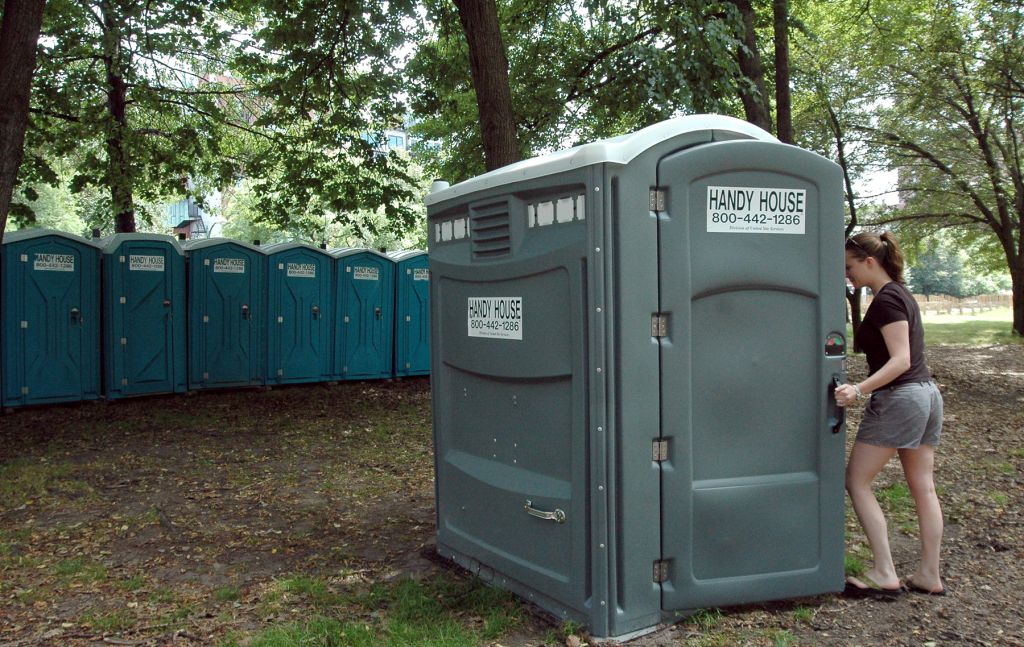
top-left (845, 231), bottom-right (905, 283)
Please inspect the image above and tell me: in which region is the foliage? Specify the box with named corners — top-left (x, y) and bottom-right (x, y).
top-left (405, 0), bottom-right (750, 183)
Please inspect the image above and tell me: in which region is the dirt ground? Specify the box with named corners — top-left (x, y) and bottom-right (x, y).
top-left (1, 345), bottom-right (1022, 646)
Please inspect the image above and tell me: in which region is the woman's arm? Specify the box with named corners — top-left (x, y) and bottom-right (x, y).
top-left (836, 320), bottom-right (911, 406)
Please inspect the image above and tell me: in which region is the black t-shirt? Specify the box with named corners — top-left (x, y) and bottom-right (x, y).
top-left (856, 282), bottom-right (931, 385)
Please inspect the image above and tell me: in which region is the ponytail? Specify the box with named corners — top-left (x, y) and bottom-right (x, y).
top-left (845, 231), bottom-right (905, 283)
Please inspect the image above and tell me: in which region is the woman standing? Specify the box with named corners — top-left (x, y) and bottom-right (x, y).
top-left (837, 231), bottom-right (946, 598)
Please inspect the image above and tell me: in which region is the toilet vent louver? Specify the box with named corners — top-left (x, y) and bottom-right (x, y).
top-left (471, 201), bottom-right (511, 259)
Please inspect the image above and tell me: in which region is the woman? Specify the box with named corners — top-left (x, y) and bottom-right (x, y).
top-left (837, 231), bottom-right (946, 598)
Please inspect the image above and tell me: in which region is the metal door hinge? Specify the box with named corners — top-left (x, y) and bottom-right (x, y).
top-left (651, 313), bottom-right (669, 338)
top-left (653, 559), bottom-right (671, 583)
top-left (649, 188), bottom-right (667, 212)
top-left (653, 439), bottom-right (669, 462)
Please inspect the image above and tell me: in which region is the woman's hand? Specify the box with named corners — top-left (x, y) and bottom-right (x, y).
top-left (835, 383), bottom-right (859, 408)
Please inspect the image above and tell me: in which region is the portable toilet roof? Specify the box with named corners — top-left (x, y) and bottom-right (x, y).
top-left (99, 233), bottom-right (187, 398)
top-left (182, 238), bottom-right (267, 390)
top-left (388, 250), bottom-right (430, 378)
top-left (425, 115), bottom-right (846, 639)
top-left (330, 247), bottom-right (396, 380)
top-left (265, 241), bottom-right (334, 384)
top-left (1, 228), bottom-right (103, 407)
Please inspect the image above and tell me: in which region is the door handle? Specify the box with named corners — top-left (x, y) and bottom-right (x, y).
top-left (162, 299), bottom-right (172, 308)
top-left (827, 376), bottom-right (845, 434)
top-left (241, 304), bottom-right (250, 320)
top-left (524, 500), bottom-right (566, 524)
top-left (70, 307), bottom-right (82, 325)
top-left (375, 307), bottom-right (382, 320)
top-left (312, 305), bottom-right (320, 319)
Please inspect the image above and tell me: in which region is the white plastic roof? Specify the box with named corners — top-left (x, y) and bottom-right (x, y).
top-left (424, 114), bottom-right (777, 206)
top-left (328, 247), bottom-right (394, 261)
top-left (182, 237), bottom-right (266, 254)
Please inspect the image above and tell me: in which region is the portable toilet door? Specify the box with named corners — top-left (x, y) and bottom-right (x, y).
top-left (330, 248), bottom-right (395, 380)
top-left (101, 234), bottom-right (187, 399)
top-left (1, 229), bottom-right (102, 407)
top-left (184, 239), bottom-right (267, 389)
top-left (424, 115), bottom-right (847, 639)
top-left (265, 242), bottom-right (333, 384)
top-left (389, 250), bottom-right (430, 377)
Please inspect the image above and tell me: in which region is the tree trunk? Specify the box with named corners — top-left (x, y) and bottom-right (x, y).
top-left (102, 1), bottom-right (135, 232)
top-left (1012, 264), bottom-right (1023, 337)
top-left (772, 0), bottom-right (793, 144)
top-left (0, 0), bottom-right (47, 237)
top-left (730, 0), bottom-right (772, 133)
top-left (452, 0), bottom-right (520, 171)
top-left (846, 289), bottom-right (863, 352)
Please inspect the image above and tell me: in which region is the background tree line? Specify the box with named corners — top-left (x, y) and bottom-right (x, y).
top-left (0, 0), bottom-right (1020, 334)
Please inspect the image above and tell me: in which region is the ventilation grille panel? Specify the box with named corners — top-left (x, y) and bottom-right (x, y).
top-left (470, 201), bottom-right (511, 259)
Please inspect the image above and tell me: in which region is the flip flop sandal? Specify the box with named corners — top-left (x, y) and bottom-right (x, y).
top-left (842, 577), bottom-right (903, 600)
top-left (904, 579), bottom-right (947, 596)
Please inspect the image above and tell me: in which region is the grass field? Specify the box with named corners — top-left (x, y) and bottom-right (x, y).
top-left (920, 306), bottom-right (1021, 346)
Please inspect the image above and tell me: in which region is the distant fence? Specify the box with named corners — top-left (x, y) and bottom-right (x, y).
top-left (859, 293), bottom-right (1012, 315)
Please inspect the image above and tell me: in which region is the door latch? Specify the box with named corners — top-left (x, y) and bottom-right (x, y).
top-left (524, 500), bottom-right (566, 524)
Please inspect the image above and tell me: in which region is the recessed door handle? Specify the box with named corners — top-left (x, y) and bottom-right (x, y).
top-left (524, 500), bottom-right (566, 524)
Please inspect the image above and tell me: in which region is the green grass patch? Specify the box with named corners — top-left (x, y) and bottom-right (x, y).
top-left (792, 606), bottom-right (815, 623)
top-left (990, 491), bottom-right (1009, 507)
top-left (1009, 448), bottom-right (1024, 459)
top-left (236, 574), bottom-right (523, 647)
top-left (148, 588), bottom-right (179, 604)
top-left (0, 458), bottom-right (80, 504)
top-left (277, 575), bottom-right (346, 607)
top-left (214, 585), bottom-right (241, 602)
top-left (921, 307), bottom-right (1021, 346)
top-left (844, 554), bottom-right (866, 577)
top-left (119, 574), bottom-right (145, 592)
top-left (685, 608), bottom-right (723, 632)
top-left (771, 629), bottom-right (796, 647)
top-left (54, 557), bottom-right (107, 582)
top-left (82, 609), bottom-right (136, 633)
top-left (876, 482), bottom-right (912, 510)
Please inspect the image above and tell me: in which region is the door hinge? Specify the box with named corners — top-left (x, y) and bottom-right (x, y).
top-left (649, 188), bottom-right (667, 212)
top-left (651, 313), bottom-right (669, 338)
top-left (653, 439), bottom-right (669, 462)
top-left (653, 559), bottom-right (671, 583)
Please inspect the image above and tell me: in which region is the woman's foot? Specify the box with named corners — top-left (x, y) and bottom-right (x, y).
top-left (843, 573), bottom-right (903, 599)
top-left (904, 574), bottom-right (946, 595)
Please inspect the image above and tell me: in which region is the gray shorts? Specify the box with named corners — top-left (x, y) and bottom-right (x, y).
top-left (856, 380), bottom-right (943, 448)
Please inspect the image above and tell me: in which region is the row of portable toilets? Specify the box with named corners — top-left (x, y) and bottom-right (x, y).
top-left (0, 229), bottom-right (430, 408)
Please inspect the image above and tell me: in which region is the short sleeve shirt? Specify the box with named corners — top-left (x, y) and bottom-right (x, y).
top-left (856, 282), bottom-right (931, 385)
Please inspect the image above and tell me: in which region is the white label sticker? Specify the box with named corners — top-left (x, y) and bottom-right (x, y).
top-left (287, 262), bottom-right (316, 278)
top-left (33, 253), bottom-right (75, 272)
top-left (213, 258), bottom-right (246, 274)
top-left (353, 266), bottom-right (379, 281)
top-left (468, 297), bottom-right (522, 340)
top-left (707, 186), bottom-right (806, 234)
top-left (413, 268), bottom-right (430, 281)
top-left (129, 255), bottom-right (165, 271)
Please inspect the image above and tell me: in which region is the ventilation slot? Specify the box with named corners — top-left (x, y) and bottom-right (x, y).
top-left (471, 202), bottom-right (511, 259)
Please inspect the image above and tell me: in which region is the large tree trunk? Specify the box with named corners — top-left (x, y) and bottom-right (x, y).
top-left (772, 0), bottom-right (793, 144)
top-left (1011, 260), bottom-right (1023, 337)
top-left (730, 0), bottom-right (772, 133)
top-left (103, 1), bottom-right (135, 233)
top-left (452, 0), bottom-right (520, 171)
top-left (0, 0), bottom-right (47, 237)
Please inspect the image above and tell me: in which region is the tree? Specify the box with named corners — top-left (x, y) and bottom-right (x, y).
top-left (857, 0), bottom-right (1024, 336)
top-left (909, 249), bottom-right (964, 299)
top-left (0, 0), bottom-right (47, 237)
top-left (407, 0), bottom-right (747, 183)
top-left (729, 0), bottom-right (772, 132)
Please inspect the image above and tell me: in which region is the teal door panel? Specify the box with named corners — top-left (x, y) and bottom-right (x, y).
top-left (393, 252), bottom-right (430, 376)
top-left (336, 251), bottom-right (394, 380)
top-left (103, 236), bottom-right (186, 398)
top-left (657, 140), bottom-right (847, 611)
top-left (267, 246), bottom-right (333, 384)
top-left (187, 242), bottom-right (265, 389)
top-left (1, 231), bottom-right (101, 406)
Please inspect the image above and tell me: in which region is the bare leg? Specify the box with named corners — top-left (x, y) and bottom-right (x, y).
top-left (846, 441), bottom-right (901, 589)
top-left (898, 444), bottom-right (944, 592)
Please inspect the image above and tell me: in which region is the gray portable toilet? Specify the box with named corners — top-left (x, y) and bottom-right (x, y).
top-left (425, 115), bottom-right (848, 639)
top-left (184, 238), bottom-right (267, 389)
top-left (100, 233), bottom-right (187, 399)
top-left (1, 229), bottom-right (102, 407)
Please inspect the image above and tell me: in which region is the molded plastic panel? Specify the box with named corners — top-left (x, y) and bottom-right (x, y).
top-left (266, 245), bottom-right (333, 384)
top-left (391, 251), bottom-right (430, 377)
top-left (333, 250), bottom-right (394, 380)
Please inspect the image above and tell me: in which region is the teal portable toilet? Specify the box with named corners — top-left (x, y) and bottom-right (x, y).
top-left (330, 248), bottom-right (395, 381)
top-left (1, 229), bottom-right (102, 407)
top-left (101, 234), bottom-right (187, 399)
top-left (265, 242), bottom-right (333, 384)
top-left (184, 238), bottom-right (267, 389)
top-left (425, 115), bottom-right (848, 639)
top-left (389, 250), bottom-right (430, 377)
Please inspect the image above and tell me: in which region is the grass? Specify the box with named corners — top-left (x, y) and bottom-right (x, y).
top-left (920, 307), bottom-right (1021, 346)
top-left (82, 609), bottom-right (136, 633)
top-left (54, 557), bottom-right (107, 583)
top-left (225, 574), bottom-right (524, 647)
